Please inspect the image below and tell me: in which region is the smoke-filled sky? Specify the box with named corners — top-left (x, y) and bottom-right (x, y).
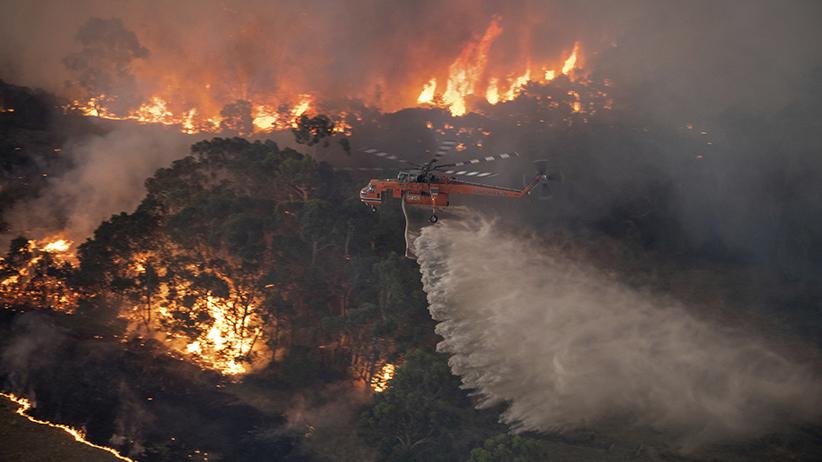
top-left (1, 0), bottom-right (821, 115)
top-left (416, 211), bottom-right (822, 449)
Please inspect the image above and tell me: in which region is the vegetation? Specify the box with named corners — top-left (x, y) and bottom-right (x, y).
top-left (3, 70), bottom-right (822, 460)
top-left (358, 350), bottom-right (504, 461)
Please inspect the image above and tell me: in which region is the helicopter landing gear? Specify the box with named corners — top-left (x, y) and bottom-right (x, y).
top-left (429, 214), bottom-right (438, 223)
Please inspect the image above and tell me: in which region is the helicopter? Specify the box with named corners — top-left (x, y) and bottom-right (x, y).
top-left (357, 140), bottom-right (549, 223)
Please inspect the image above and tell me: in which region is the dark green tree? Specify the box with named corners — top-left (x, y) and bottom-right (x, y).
top-left (358, 350), bottom-right (504, 462)
top-left (292, 114), bottom-right (334, 147)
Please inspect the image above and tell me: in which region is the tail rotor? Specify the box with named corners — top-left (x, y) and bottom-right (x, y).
top-left (532, 159), bottom-right (560, 200)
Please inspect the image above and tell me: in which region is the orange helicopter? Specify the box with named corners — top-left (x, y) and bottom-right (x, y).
top-left (357, 140), bottom-right (549, 223)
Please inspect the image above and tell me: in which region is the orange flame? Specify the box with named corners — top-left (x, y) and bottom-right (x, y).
top-left (370, 363), bottom-right (396, 392)
top-left (415, 19), bottom-right (587, 116)
top-left (417, 78), bottom-right (437, 104)
top-left (1, 392), bottom-right (136, 462)
top-left (41, 239), bottom-right (72, 254)
top-left (561, 42), bottom-right (580, 75)
top-left (441, 17), bottom-right (503, 116)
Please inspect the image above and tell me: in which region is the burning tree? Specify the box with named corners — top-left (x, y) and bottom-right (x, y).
top-left (75, 137), bottom-right (425, 379)
top-left (0, 236), bottom-right (79, 312)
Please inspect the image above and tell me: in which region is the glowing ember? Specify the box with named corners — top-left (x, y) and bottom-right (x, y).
top-left (0, 392), bottom-right (136, 462)
top-left (417, 78), bottom-right (437, 104)
top-left (370, 363), bottom-right (396, 393)
top-left (568, 90), bottom-right (582, 112)
top-left (544, 69), bottom-right (556, 81)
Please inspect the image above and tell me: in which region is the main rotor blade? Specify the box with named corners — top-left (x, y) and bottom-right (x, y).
top-left (440, 170), bottom-right (498, 178)
top-left (433, 140), bottom-right (458, 158)
top-left (361, 148), bottom-right (421, 167)
top-left (434, 151), bottom-right (520, 169)
top-left (336, 167), bottom-right (393, 172)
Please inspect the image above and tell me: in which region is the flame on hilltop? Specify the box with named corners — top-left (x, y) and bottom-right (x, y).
top-left (59, 15), bottom-right (597, 132)
top-left (440, 17), bottom-right (503, 116)
top-left (69, 93), bottom-right (323, 135)
top-left (561, 42), bottom-right (580, 75)
top-left (0, 392), bottom-right (136, 462)
top-left (414, 16), bottom-right (588, 116)
top-left (417, 78), bottom-right (437, 104)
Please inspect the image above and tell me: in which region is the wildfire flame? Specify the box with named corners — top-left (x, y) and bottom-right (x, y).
top-left (58, 16), bottom-right (597, 132)
top-left (41, 239), bottom-right (72, 254)
top-left (68, 93), bottom-right (320, 135)
top-left (561, 42), bottom-right (580, 75)
top-left (370, 363), bottom-right (396, 393)
top-left (414, 20), bottom-right (589, 116)
top-left (0, 392), bottom-right (136, 462)
top-left (416, 78), bottom-right (437, 104)
top-left (181, 296), bottom-right (264, 376)
top-left (125, 256), bottom-right (270, 376)
top-left (440, 17), bottom-right (503, 116)
top-left (1, 237), bottom-right (79, 312)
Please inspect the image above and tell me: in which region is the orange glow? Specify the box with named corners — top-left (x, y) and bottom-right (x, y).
top-left (64, 18), bottom-right (594, 129)
top-left (485, 77), bottom-right (500, 105)
top-left (568, 90), bottom-right (582, 112)
top-left (561, 42), bottom-right (580, 75)
top-left (66, 93), bottom-right (328, 135)
top-left (417, 78), bottom-right (437, 104)
top-left (291, 94), bottom-right (312, 118)
top-left (181, 108), bottom-right (197, 134)
top-left (124, 257), bottom-right (271, 376)
top-left (0, 392), bottom-right (136, 462)
top-left (441, 17), bottom-right (503, 116)
top-left (414, 21), bottom-right (588, 116)
top-left (132, 97), bottom-right (174, 124)
top-left (1, 237), bottom-right (79, 312)
top-left (252, 105), bottom-right (278, 131)
top-left (502, 67), bottom-right (531, 101)
top-left (41, 239), bottom-right (72, 254)
top-left (370, 363), bottom-right (396, 392)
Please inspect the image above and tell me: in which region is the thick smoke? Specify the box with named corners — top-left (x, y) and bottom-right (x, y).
top-left (415, 211), bottom-right (822, 448)
top-left (63, 17), bottom-right (149, 112)
top-left (2, 125), bottom-right (190, 244)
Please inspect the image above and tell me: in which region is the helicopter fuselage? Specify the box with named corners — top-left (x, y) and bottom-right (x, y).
top-left (359, 172), bottom-right (546, 211)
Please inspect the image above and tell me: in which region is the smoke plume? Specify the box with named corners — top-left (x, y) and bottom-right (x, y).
top-left (415, 211), bottom-right (822, 448)
top-left (2, 1), bottom-right (820, 116)
top-left (3, 125), bottom-right (190, 245)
